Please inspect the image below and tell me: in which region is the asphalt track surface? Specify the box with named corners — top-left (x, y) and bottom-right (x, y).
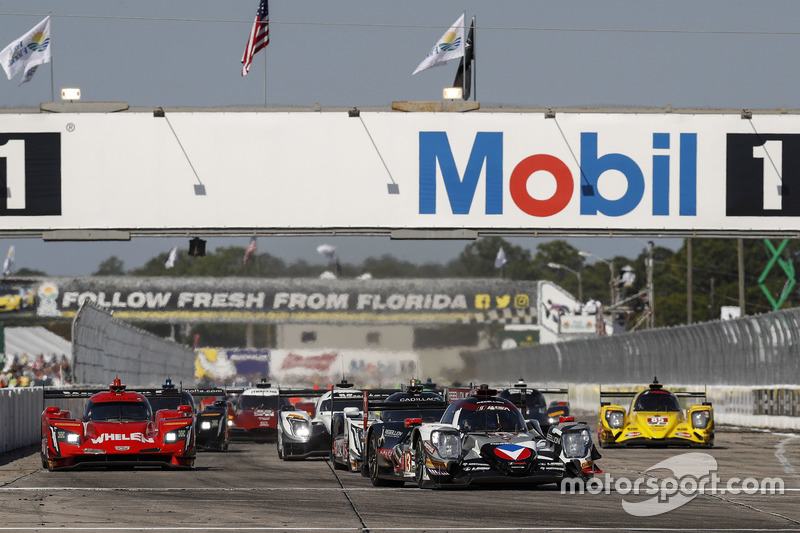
top-left (2, 425), bottom-right (800, 532)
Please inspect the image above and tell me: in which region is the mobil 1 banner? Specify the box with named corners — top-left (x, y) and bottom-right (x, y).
top-left (37, 277), bottom-right (537, 325)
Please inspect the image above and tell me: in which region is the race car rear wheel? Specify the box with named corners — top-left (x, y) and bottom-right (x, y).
top-left (368, 433), bottom-right (403, 487)
top-left (40, 437), bottom-right (49, 470)
top-left (331, 447), bottom-right (346, 470)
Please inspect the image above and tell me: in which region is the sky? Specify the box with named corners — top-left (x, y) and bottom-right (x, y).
top-left (1, 1), bottom-right (799, 276)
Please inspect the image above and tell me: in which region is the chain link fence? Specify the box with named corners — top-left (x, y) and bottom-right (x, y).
top-left (71, 302), bottom-right (196, 387)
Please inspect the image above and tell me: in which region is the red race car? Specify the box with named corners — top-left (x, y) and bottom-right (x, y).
top-left (41, 379), bottom-right (196, 470)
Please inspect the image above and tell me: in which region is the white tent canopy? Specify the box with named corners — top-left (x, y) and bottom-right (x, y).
top-left (3, 326), bottom-right (72, 363)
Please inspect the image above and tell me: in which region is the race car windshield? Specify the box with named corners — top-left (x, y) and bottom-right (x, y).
top-left (85, 401), bottom-right (152, 421)
top-left (447, 406), bottom-right (526, 432)
top-left (240, 395), bottom-right (281, 410)
top-left (319, 398), bottom-right (363, 412)
top-left (634, 391), bottom-right (682, 412)
top-left (381, 409), bottom-right (446, 423)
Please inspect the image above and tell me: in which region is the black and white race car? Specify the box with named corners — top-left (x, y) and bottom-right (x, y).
top-left (364, 384), bottom-right (602, 488)
top-left (276, 381), bottom-right (366, 461)
top-left (361, 381), bottom-right (449, 486)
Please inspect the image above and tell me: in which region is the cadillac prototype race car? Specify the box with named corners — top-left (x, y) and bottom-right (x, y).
top-left (365, 384), bottom-right (602, 488)
top-left (228, 380), bottom-right (285, 441)
top-left (276, 380), bottom-right (384, 461)
top-left (41, 379), bottom-right (196, 470)
top-left (361, 381), bottom-right (449, 486)
top-left (329, 387), bottom-right (399, 472)
top-left (598, 377), bottom-right (714, 447)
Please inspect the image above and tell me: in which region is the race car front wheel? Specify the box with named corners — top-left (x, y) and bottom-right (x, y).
top-left (277, 432), bottom-right (285, 460)
top-left (414, 439), bottom-right (427, 489)
top-left (369, 433), bottom-right (403, 487)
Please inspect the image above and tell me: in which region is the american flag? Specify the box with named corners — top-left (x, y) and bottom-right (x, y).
top-left (243, 236), bottom-right (258, 266)
top-left (241, 0), bottom-right (269, 76)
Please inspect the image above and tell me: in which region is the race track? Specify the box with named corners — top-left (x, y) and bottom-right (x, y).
top-left (2, 425), bottom-right (800, 532)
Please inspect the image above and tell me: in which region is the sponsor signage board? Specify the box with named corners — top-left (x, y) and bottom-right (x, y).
top-left (0, 110), bottom-right (799, 235)
top-left (15, 277), bottom-right (537, 324)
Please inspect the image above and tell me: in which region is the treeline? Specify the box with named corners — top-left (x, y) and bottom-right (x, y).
top-left (74, 237), bottom-right (800, 328)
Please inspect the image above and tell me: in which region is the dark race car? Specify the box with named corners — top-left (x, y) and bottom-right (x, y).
top-left (193, 397), bottom-right (233, 451)
top-left (41, 379), bottom-right (196, 470)
top-left (497, 380), bottom-right (571, 433)
top-left (361, 380), bottom-right (449, 486)
top-left (366, 384), bottom-right (601, 489)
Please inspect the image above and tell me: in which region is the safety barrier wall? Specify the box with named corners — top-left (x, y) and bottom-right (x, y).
top-left (71, 302), bottom-right (196, 387)
top-left (461, 308), bottom-right (800, 386)
top-left (0, 387), bottom-right (43, 454)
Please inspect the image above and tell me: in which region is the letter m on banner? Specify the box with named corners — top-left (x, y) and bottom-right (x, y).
top-left (419, 132), bottom-right (503, 214)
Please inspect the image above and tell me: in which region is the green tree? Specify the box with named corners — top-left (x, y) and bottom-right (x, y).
top-left (451, 237), bottom-right (533, 279)
top-left (93, 256), bottom-right (125, 276)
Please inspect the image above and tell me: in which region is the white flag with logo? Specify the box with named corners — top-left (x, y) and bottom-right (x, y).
top-left (495, 247), bottom-right (507, 269)
top-left (413, 13), bottom-right (465, 75)
top-left (165, 246), bottom-right (178, 269)
top-left (3, 245), bottom-right (15, 275)
top-left (0, 16), bottom-right (51, 85)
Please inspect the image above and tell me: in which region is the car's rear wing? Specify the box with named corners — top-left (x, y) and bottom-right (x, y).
top-left (599, 385), bottom-right (709, 404)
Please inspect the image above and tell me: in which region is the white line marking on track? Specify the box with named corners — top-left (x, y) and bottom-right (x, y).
top-left (774, 432), bottom-right (800, 487)
top-left (0, 526), bottom-right (797, 533)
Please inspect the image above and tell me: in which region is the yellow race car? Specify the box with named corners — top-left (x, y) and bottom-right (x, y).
top-left (0, 285), bottom-right (35, 312)
top-left (598, 378), bottom-right (713, 448)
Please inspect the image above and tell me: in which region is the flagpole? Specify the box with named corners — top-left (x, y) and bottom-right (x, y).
top-left (461, 11), bottom-right (466, 99)
top-left (49, 13), bottom-right (54, 102)
top-left (263, 48), bottom-right (267, 107)
top-left (472, 16), bottom-right (477, 102)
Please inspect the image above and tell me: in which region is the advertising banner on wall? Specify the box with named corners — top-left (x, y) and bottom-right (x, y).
top-left (1, 109), bottom-right (800, 236)
top-left (22, 277), bottom-right (538, 325)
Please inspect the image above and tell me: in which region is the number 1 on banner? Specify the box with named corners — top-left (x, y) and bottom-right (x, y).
top-left (0, 139), bottom-right (26, 210)
top-left (754, 140), bottom-right (782, 211)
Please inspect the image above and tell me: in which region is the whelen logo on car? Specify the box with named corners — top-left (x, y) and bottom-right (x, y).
top-left (89, 433), bottom-right (155, 444)
top-left (494, 444), bottom-right (532, 461)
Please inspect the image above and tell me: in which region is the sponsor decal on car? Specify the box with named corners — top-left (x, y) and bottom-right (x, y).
top-left (89, 433), bottom-right (155, 445)
top-left (494, 444), bottom-right (532, 461)
top-left (384, 429), bottom-right (403, 438)
top-left (647, 416), bottom-right (668, 425)
top-left (624, 432), bottom-right (642, 438)
top-left (675, 432), bottom-right (692, 438)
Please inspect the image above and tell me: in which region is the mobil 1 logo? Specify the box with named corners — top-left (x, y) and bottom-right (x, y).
top-left (727, 134), bottom-right (800, 216)
top-left (0, 133), bottom-right (61, 216)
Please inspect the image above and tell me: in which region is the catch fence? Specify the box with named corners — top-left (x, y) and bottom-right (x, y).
top-left (71, 302), bottom-right (196, 387)
top-left (462, 308), bottom-right (800, 386)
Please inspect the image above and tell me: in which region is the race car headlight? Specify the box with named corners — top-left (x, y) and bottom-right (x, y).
top-left (562, 429), bottom-right (591, 458)
top-left (164, 426), bottom-right (189, 444)
top-left (605, 410), bottom-right (624, 429)
top-left (66, 433), bottom-right (80, 444)
top-left (691, 410), bottom-right (711, 429)
top-left (200, 421), bottom-right (212, 431)
top-left (430, 430), bottom-right (461, 459)
top-left (288, 418), bottom-right (311, 438)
